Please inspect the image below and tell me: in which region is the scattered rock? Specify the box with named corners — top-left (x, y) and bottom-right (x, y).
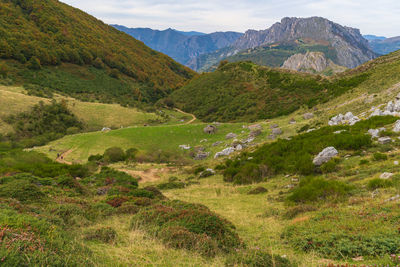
top-left (270, 124), bottom-right (279, 129)
top-left (378, 137), bottom-right (392, 144)
top-left (371, 189), bottom-right (380, 198)
top-left (368, 128), bottom-right (385, 138)
top-left (394, 161), bottom-right (399, 166)
top-left (199, 168), bottom-right (215, 178)
top-left (247, 187), bottom-right (268, 195)
top-left (194, 146), bottom-right (205, 152)
top-left (194, 152), bottom-right (210, 160)
top-left (101, 127), bottom-right (111, 132)
top-left (285, 184), bottom-right (295, 189)
top-left (200, 139), bottom-right (208, 143)
top-left (306, 128), bottom-right (316, 133)
top-left (385, 194), bottom-right (400, 202)
top-left (249, 129), bottom-right (262, 137)
top-left (248, 124), bottom-right (262, 131)
top-left (204, 125), bottom-right (217, 134)
top-left (234, 144), bottom-right (243, 151)
top-left (313, 147), bottom-right (338, 166)
top-left (214, 147), bottom-right (235, 158)
top-left (272, 128), bottom-right (283, 135)
top-left (267, 134), bottom-right (276, 140)
top-left (226, 133), bottom-right (238, 139)
top-left (329, 112), bottom-right (360, 126)
top-left (97, 186), bottom-right (110, 196)
top-left (380, 172), bottom-right (394, 179)
top-left (242, 137), bottom-right (255, 144)
top-left (179, 145), bottom-right (191, 150)
top-left (303, 113), bottom-right (314, 120)
top-left (393, 120), bottom-right (400, 133)
top-left (212, 141), bottom-right (223, 146)
top-left (289, 118), bottom-right (296, 124)
top-left (334, 130), bottom-right (347, 134)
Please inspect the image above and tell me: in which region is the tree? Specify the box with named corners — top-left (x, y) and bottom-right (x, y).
top-left (0, 62), bottom-right (9, 78)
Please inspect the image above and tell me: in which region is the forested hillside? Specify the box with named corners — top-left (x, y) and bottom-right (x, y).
top-left (0, 0), bottom-right (195, 105)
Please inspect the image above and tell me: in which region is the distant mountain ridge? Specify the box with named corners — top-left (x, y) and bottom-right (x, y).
top-left (193, 17), bottom-right (377, 71)
top-left (112, 25), bottom-right (242, 68)
top-left (367, 36), bottom-right (400, 55)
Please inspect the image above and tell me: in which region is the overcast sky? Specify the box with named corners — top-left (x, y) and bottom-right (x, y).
top-left (62, 0), bottom-right (400, 37)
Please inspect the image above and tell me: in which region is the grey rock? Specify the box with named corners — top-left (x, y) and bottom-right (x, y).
top-left (267, 134), bottom-right (276, 140)
top-left (378, 137), bottom-right (392, 144)
top-left (195, 152), bottom-right (210, 160)
top-left (249, 129), bottom-right (262, 137)
top-left (393, 120), bottom-right (400, 133)
top-left (272, 128), bottom-right (283, 135)
top-left (179, 145), bottom-right (191, 150)
top-left (270, 124), bottom-right (279, 129)
top-left (204, 125), bottom-right (217, 134)
top-left (212, 141), bottom-right (223, 146)
top-left (214, 147), bottom-right (235, 158)
top-left (289, 118), bottom-right (296, 124)
top-left (313, 147), bottom-right (338, 166)
top-left (303, 113), bottom-right (314, 120)
top-left (248, 124), bottom-right (262, 131)
top-left (226, 133), bottom-right (238, 139)
top-left (282, 51), bottom-right (343, 73)
top-left (380, 172), bottom-right (394, 179)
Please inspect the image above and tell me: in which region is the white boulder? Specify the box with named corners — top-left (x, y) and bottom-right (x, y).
top-left (380, 172), bottom-right (394, 179)
top-left (214, 147), bottom-right (235, 159)
top-left (313, 147), bottom-right (338, 166)
top-left (378, 137), bottom-right (392, 144)
top-left (393, 120), bottom-right (400, 133)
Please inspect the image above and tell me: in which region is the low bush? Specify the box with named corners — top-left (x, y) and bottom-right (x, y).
top-left (373, 152), bottom-right (388, 161)
top-left (129, 189), bottom-right (155, 199)
top-left (103, 147), bottom-right (126, 163)
top-left (248, 186), bottom-right (268, 195)
top-left (83, 167), bottom-right (138, 189)
top-left (320, 158), bottom-right (340, 173)
top-left (49, 203), bottom-right (89, 227)
top-left (287, 177), bottom-right (353, 203)
top-left (284, 207), bottom-right (400, 259)
top-left (223, 116), bottom-right (395, 184)
top-left (84, 227), bottom-right (117, 243)
top-left (105, 195), bottom-right (131, 208)
top-left (359, 159), bottom-right (369, 165)
top-left (57, 175), bottom-right (86, 194)
top-left (225, 249), bottom-right (293, 267)
top-left (0, 208), bottom-right (93, 266)
top-left (0, 179), bottom-right (46, 203)
top-left (131, 200), bottom-right (243, 257)
top-left (116, 202), bottom-right (140, 214)
top-left (367, 178), bottom-right (393, 190)
top-left (143, 186), bottom-right (166, 199)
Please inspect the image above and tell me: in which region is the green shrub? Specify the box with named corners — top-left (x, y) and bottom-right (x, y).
top-left (367, 178), bottom-right (393, 190)
top-left (84, 227), bottom-right (117, 243)
top-left (57, 175), bottom-right (85, 194)
top-left (88, 154), bottom-right (103, 162)
top-left (125, 148), bottom-right (138, 161)
top-left (248, 186), bottom-right (268, 195)
top-left (103, 147), bottom-right (126, 163)
top-left (360, 159), bottom-right (369, 165)
top-left (225, 249), bottom-right (293, 267)
top-left (131, 200), bottom-right (243, 257)
top-left (223, 117), bottom-right (391, 183)
top-left (0, 208), bottom-right (93, 266)
top-left (88, 202), bottom-right (115, 219)
top-left (143, 186), bottom-right (166, 199)
top-left (129, 188), bottom-right (155, 199)
top-left (50, 203), bottom-right (89, 227)
top-left (320, 158), bottom-right (340, 173)
top-left (288, 177), bottom-right (353, 203)
top-left (116, 202), bottom-right (140, 215)
top-left (284, 208), bottom-right (400, 259)
top-left (83, 167), bottom-right (138, 189)
top-left (193, 166), bottom-right (205, 174)
top-left (0, 179), bottom-right (46, 202)
top-left (373, 152), bottom-right (388, 161)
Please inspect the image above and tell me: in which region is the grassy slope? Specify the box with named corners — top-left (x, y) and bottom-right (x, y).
top-left (0, 85), bottom-right (162, 134)
top-left (171, 50), bottom-right (400, 123)
top-left (0, 0), bottom-right (195, 104)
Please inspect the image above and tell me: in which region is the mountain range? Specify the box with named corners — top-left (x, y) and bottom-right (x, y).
top-left (112, 25), bottom-right (243, 67)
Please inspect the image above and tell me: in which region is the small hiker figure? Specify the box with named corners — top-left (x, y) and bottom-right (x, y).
top-left (57, 153), bottom-right (60, 158)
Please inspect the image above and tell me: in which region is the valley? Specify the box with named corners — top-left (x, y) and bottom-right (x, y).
top-left (1, 0), bottom-right (400, 266)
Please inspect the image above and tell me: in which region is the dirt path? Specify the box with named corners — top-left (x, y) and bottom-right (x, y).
top-left (174, 108), bottom-right (197, 124)
top-left (56, 149), bottom-right (74, 165)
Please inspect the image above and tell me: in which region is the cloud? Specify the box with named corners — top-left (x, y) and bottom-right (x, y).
top-left (62, 0), bottom-right (400, 37)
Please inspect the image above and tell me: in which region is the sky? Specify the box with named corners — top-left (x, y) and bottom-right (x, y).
top-left (62, 0), bottom-right (400, 37)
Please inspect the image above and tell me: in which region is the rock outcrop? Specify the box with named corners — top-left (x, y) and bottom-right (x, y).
top-left (282, 51), bottom-right (346, 73)
top-left (231, 17), bottom-right (376, 68)
top-left (313, 147), bottom-right (338, 166)
top-left (329, 112), bottom-right (361, 126)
